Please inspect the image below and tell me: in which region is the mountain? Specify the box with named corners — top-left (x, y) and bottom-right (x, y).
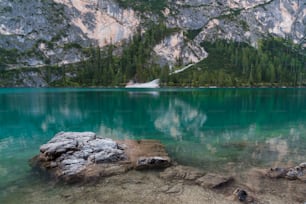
top-left (0, 0), bottom-right (305, 87)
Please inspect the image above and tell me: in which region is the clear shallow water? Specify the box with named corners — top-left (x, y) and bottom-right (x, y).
top-left (1, 88), bottom-right (306, 201)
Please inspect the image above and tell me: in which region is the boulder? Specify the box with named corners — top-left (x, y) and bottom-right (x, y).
top-left (30, 132), bottom-right (171, 182)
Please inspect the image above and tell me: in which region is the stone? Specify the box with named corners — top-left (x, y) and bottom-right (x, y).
top-left (30, 132), bottom-right (128, 182)
top-left (195, 173), bottom-right (233, 189)
top-left (136, 156), bottom-right (171, 170)
top-left (30, 132), bottom-right (171, 182)
top-left (266, 167), bottom-right (288, 179)
top-left (266, 162), bottom-right (306, 181)
top-left (233, 188), bottom-right (248, 202)
top-left (232, 188), bottom-right (255, 203)
top-left (295, 165), bottom-right (306, 182)
top-left (267, 163), bottom-right (306, 182)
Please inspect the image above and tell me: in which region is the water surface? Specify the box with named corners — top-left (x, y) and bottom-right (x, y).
top-left (1, 88), bottom-right (306, 202)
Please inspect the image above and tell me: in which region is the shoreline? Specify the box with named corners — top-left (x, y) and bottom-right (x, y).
top-left (1, 86), bottom-right (306, 89)
top-left (2, 163), bottom-right (305, 204)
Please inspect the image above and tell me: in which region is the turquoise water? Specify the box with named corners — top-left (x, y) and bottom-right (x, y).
top-left (1, 88), bottom-right (306, 201)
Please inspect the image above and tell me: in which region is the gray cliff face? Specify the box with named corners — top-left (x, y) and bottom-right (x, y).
top-left (154, 32), bottom-right (207, 67)
top-left (156, 0), bottom-right (305, 67)
top-left (0, 0), bottom-right (305, 85)
top-left (0, 0), bottom-right (91, 67)
top-left (166, 0), bottom-right (306, 47)
top-left (0, 0), bottom-right (139, 68)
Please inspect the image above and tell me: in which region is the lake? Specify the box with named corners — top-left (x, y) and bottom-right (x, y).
top-left (1, 88), bottom-right (306, 202)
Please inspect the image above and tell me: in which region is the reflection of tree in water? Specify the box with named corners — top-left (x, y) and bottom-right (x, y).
top-left (154, 98), bottom-right (207, 141)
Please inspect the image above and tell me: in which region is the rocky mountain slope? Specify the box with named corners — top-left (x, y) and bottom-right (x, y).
top-left (167, 0), bottom-right (305, 45)
top-left (0, 0), bottom-right (139, 68)
top-left (0, 0), bottom-right (305, 86)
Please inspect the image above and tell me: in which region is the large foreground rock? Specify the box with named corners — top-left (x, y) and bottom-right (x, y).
top-left (30, 132), bottom-right (171, 182)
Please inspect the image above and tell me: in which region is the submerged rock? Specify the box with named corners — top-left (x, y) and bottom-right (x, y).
top-left (195, 173), bottom-right (234, 189)
top-left (160, 165), bottom-right (204, 181)
top-left (160, 165), bottom-right (234, 190)
top-left (30, 132), bottom-right (171, 182)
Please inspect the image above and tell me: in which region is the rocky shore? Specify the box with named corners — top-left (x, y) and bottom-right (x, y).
top-left (29, 132), bottom-right (306, 204)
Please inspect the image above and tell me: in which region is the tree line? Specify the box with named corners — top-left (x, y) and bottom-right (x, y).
top-left (168, 38), bottom-right (305, 87)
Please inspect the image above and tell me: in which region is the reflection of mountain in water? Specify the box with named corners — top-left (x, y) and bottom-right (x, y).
top-left (154, 99), bottom-right (207, 140)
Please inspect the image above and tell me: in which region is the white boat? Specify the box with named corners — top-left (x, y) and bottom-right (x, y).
top-left (125, 79), bottom-right (160, 88)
